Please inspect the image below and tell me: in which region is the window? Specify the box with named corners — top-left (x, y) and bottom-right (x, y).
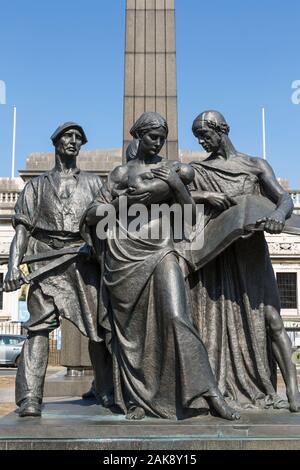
top-left (8, 337), bottom-right (22, 345)
top-left (287, 329), bottom-right (300, 349)
top-left (276, 272), bottom-right (297, 309)
top-left (0, 273), bottom-right (3, 310)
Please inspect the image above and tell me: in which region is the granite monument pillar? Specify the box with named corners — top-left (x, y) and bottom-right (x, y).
top-left (123, 0), bottom-right (178, 160)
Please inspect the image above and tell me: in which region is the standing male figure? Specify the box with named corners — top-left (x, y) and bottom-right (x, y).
top-left (4, 122), bottom-right (112, 417)
top-left (189, 110), bottom-right (300, 411)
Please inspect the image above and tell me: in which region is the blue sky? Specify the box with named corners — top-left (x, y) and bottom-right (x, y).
top-left (0, 0), bottom-right (300, 187)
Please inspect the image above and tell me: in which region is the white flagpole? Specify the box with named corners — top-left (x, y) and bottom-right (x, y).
top-left (262, 107), bottom-right (267, 160)
top-left (11, 105), bottom-right (16, 178)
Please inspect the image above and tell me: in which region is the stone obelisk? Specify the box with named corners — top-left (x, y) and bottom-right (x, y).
top-left (123, 0), bottom-right (178, 159)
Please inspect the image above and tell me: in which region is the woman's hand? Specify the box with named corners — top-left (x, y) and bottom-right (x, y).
top-left (151, 165), bottom-right (180, 189)
top-left (256, 210), bottom-right (285, 234)
top-left (205, 192), bottom-right (237, 211)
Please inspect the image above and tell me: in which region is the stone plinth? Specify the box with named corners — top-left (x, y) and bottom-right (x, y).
top-left (43, 370), bottom-right (93, 398)
top-left (1, 402), bottom-right (300, 450)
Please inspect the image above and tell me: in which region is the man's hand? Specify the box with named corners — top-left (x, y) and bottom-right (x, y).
top-left (3, 267), bottom-right (28, 292)
top-left (205, 193), bottom-right (237, 211)
top-left (256, 210), bottom-right (285, 234)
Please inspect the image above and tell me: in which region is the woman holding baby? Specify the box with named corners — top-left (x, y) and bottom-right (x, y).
top-left (84, 112), bottom-right (240, 421)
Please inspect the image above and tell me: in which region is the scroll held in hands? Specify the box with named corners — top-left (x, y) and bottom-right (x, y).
top-left (186, 194), bottom-right (300, 270)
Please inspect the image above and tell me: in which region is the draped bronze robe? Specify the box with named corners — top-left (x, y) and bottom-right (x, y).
top-left (188, 156), bottom-right (284, 409)
top-left (85, 186), bottom-right (221, 419)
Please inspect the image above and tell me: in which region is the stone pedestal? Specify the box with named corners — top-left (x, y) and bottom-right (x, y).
top-left (1, 402), bottom-right (300, 450)
top-left (43, 369), bottom-right (93, 398)
top-left (60, 318), bottom-right (91, 368)
top-left (44, 319), bottom-right (93, 397)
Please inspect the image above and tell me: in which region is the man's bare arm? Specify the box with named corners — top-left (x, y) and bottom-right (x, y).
top-left (3, 225), bottom-right (30, 292)
top-left (258, 158), bottom-right (294, 218)
top-left (256, 158), bottom-right (293, 233)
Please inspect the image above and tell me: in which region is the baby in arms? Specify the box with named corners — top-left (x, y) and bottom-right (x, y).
top-left (109, 160), bottom-right (194, 202)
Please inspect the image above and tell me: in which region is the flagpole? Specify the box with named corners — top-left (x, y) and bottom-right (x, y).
top-left (262, 107), bottom-right (267, 160)
top-left (11, 105), bottom-right (16, 178)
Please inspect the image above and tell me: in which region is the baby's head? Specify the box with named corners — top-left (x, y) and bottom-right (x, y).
top-left (177, 163), bottom-right (195, 186)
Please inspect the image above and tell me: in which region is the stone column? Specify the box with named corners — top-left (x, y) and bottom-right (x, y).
top-left (123, 0), bottom-right (178, 160)
top-left (60, 319), bottom-right (92, 372)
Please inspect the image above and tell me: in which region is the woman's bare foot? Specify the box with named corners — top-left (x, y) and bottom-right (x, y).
top-left (272, 395), bottom-right (289, 410)
top-left (287, 388), bottom-right (300, 412)
top-left (126, 406), bottom-right (146, 420)
top-left (208, 394), bottom-right (240, 421)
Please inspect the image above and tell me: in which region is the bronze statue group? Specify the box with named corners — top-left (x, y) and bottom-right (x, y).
top-left (4, 111), bottom-right (300, 420)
